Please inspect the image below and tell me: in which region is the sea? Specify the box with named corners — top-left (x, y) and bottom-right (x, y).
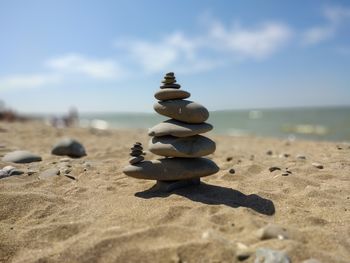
top-left (79, 106), bottom-right (350, 142)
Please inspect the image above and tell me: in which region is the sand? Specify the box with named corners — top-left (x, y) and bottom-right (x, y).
top-left (0, 121), bottom-right (349, 263)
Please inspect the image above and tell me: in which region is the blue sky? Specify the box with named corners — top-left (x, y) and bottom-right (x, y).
top-left (0, 0), bottom-right (350, 113)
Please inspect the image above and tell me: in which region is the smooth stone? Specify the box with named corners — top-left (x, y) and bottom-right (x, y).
top-left (312, 162), bottom-right (323, 169)
top-left (131, 146), bottom-right (143, 151)
top-left (257, 224), bottom-right (289, 240)
top-left (123, 157), bottom-right (219, 181)
top-left (153, 178), bottom-right (200, 192)
top-left (51, 138), bottom-right (86, 158)
top-left (149, 135), bottom-right (216, 158)
top-left (0, 166), bottom-right (24, 179)
top-left (155, 88), bottom-right (190, 101)
top-left (269, 166), bottom-right (281, 172)
top-left (130, 150), bottom-right (143, 157)
top-left (2, 150), bottom-right (42, 163)
top-left (162, 79), bottom-right (176, 84)
top-left (296, 154), bottom-right (306, 160)
top-left (165, 72), bottom-right (174, 77)
top-left (129, 156), bottom-right (144, 165)
top-left (154, 100), bottom-right (209, 124)
top-left (39, 168), bottom-right (60, 179)
top-left (160, 83), bottom-right (181, 89)
top-left (3, 166), bottom-right (24, 176)
top-left (149, 119), bottom-right (213, 137)
top-left (254, 248), bottom-right (291, 263)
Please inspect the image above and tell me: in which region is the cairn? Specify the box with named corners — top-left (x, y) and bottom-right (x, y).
top-left (129, 142), bottom-right (145, 165)
top-left (123, 72), bottom-right (219, 191)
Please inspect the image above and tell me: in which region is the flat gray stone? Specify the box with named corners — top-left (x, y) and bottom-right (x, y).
top-left (51, 138), bottom-right (86, 158)
top-left (257, 224), bottom-right (289, 240)
top-left (39, 168), bottom-right (60, 179)
top-left (123, 157), bottom-right (219, 181)
top-left (254, 248), bottom-right (291, 263)
top-left (148, 119), bottom-right (213, 137)
top-left (149, 135), bottom-right (216, 158)
top-left (153, 178), bottom-right (200, 192)
top-left (2, 150), bottom-right (42, 163)
top-left (312, 162), bottom-right (323, 169)
top-left (155, 88), bottom-right (190, 101)
top-left (154, 100), bottom-right (209, 124)
top-left (160, 83), bottom-right (181, 89)
top-left (0, 165), bottom-right (24, 179)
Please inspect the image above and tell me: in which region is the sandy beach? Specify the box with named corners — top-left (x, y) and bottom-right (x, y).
top-left (0, 121), bottom-right (349, 263)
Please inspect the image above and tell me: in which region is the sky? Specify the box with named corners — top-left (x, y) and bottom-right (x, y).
top-left (0, 0), bottom-right (350, 113)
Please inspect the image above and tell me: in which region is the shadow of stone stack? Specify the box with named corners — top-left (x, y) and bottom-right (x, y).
top-left (123, 72), bottom-right (219, 192)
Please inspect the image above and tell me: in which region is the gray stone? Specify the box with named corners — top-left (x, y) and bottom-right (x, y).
top-left (3, 166), bottom-right (24, 176)
top-left (51, 138), bottom-right (86, 158)
top-left (254, 248), bottom-right (291, 263)
top-left (154, 100), bottom-right (209, 124)
top-left (269, 167), bottom-right (281, 172)
top-left (257, 224), bottom-right (289, 240)
top-left (39, 168), bottom-right (60, 179)
top-left (149, 135), bottom-right (216, 158)
top-left (148, 119), bottom-right (213, 137)
top-left (0, 165), bottom-right (24, 179)
top-left (155, 88), bottom-right (190, 101)
top-left (160, 83), bottom-right (181, 89)
top-left (123, 157), bottom-right (219, 181)
top-left (153, 178), bottom-right (200, 192)
top-left (2, 150), bottom-right (42, 163)
top-left (296, 154), bottom-right (306, 160)
top-left (312, 162), bottom-right (323, 169)
top-left (129, 156), bottom-right (144, 165)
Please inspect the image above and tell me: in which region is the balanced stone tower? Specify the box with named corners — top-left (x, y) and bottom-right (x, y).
top-left (123, 72), bottom-right (219, 191)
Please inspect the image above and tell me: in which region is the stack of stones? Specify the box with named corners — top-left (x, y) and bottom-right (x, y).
top-left (129, 142), bottom-right (145, 165)
top-left (123, 72), bottom-right (219, 191)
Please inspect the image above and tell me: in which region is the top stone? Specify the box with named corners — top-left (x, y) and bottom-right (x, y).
top-left (160, 72), bottom-right (178, 86)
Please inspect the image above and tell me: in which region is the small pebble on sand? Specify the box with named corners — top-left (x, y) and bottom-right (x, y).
top-left (296, 154), bottom-right (306, 160)
top-left (269, 167), bottom-right (281, 172)
top-left (312, 162), bottom-right (324, 169)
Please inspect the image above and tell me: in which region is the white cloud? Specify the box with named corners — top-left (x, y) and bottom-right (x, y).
top-left (208, 21), bottom-right (292, 59)
top-left (46, 54), bottom-right (124, 79)
top-left (302, 26), bottom-right (335, 46)
top-left (0, 74), bottom-right (60, 91)
top-left (302, 5), bottom-right (350, 46)
top-left (324, 5), bottom-right (350, 24)
top-left (115, 21), bottom-right (292, 74)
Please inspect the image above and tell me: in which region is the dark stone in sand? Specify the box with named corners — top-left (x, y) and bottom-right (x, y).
top-left (123, 157), bottom-right (219, 181)
top-left (2, 150), bottom-right (42, 163)
top-left (149, 135), bottom-right (216, 158)
top-left (149, 119), bottom-right (213, 137)
top-left (269, 167), bottom-right (281, 172)
top-left (51, 138), bottom-right (86, 158)
top-left (154, 100), bottom-right (209, 124)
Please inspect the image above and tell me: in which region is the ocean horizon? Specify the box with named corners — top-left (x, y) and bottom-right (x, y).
top-left (66, 106), bottom-right (350, 142)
